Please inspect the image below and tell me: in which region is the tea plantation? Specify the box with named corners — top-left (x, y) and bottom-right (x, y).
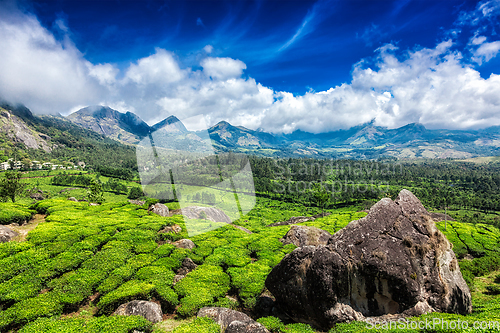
top-left (1, 176), bottom-right (500, 332)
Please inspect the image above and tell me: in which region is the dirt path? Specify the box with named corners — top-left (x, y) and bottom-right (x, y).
top-left (11, 214), bottom-right (46, 242)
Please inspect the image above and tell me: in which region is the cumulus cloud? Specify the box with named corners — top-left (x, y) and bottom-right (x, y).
top-left (1, 1), bottom-right (500, 134)
top-left (0, 3), bottom-right (105, 113)
top-left (201, 57), bottom-right (247, 80)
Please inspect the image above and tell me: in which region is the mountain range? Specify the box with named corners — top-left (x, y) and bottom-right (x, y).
top-left (3, 104), bottom-right (500, 160)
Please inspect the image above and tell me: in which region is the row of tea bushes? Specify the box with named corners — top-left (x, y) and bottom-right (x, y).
top-left (0, 202), bottom-right (34, 225)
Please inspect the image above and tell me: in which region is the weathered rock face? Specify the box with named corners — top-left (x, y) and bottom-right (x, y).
top-left (177, 206), bottom-right (231, 223)
top-left (0, 226), bottom-right (18, 243)
top-left (173, 239), bottom-right (196, 250)
top-left (265, 190), bottom-right (472, 331)
top-left (197, 307), bottom-right (270, 333)
top-left (281, 225), bottom-right (332, 247)
top-left (113, 300), bottom-right (162, 323)
top-left (148, 203), bottom-right (169, 217)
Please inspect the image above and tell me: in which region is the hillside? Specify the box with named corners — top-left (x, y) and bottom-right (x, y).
top-left (0, 103), bottom-right (137, 170)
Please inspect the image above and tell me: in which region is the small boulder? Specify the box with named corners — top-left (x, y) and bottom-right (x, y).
top-left (197, 307), bottom-right (269, 333)
top-left (128, 200), bottom-right (146, 206)
top-left (232, 225), bottom-right (252, 234)
top-left (30, 192), bottom-right (45, 201)
top-left (177, 258), bottom-right (198, 276)
top-left (67, 197), bottom-right (78, 202)
top-left (159, 224), bottom-right (182, 234)
top-left (149, 203), bottom-right (169, 217)
top-left (113, 300), bottom-right (162, 323)
top-left (280, 225), bottom-right (331, 247)
top-left (173, 239), bottom-right (196, 250)
top-left (226, 321), bottom-right (270, 333)
top-left (0, 226), bottom-right (18, 243)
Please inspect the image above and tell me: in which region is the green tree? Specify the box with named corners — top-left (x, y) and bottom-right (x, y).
top-left (0, 171), bottom-right (26, 203)
top-left (128, 186), bottom-right (144, 200)
top-left (312, 182), bottom-right (330, 215)
top-left (87, 178), bottom-right (105, 204)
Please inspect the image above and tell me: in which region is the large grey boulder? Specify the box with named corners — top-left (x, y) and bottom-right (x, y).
top-left (0, 226), bottom-right (18, 243)
top-left (178, 206), bottom-right (231, 223)
top-left (280, 225), bottom-right (331, 247)
top-left (265, 190), bottom-right (472, 331)
top-left (113, 300), bottom-right (162, 323)
top-left (197, 307), bottom-right (269, 333)
top-left (149, 203), bottom-right (169, 217)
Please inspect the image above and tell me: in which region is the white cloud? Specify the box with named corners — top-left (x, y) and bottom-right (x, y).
top-left (0, 1), bottom-right (500, 134)
top-left (201, 57), bottom-right (247, 80)
top-left (472, 40), bottom-right (500, 64)
top-left (203, 45), bottom-right (214, 54)
top-left (0, 5), bottom-right (104, 114)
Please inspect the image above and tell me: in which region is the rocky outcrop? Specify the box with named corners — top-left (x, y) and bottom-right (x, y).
top-left (0, 226), bottom-right (18, 243)
top-left (197, 307), bottom-right (270, 333)
top-left (113, 300), bottom-right (162, 323)
top-left (128, 200), bottom-right (145, 206)
top-left (67, 197), bottom-right (78, 202)
top-left (265, 190), bottom-right (472, 331)
top-left (280, 225), bottom-right (331, 247)
top-left (174, 206), bottom-right (231, 223)
top-left (148, 203), bottom-right (169, 217)
top-left (173, 239), bottom-right (196, 250)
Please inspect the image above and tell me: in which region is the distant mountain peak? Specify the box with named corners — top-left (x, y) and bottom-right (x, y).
top-left (151, 115), bottom-right (187, 133)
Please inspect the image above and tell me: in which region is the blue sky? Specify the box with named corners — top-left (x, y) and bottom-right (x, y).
top-left (1, 0), bottom-right (500, 133)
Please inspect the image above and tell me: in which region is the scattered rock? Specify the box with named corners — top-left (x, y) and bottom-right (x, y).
top-left (173, 239), bottom-right (196, 250)
top-left (159, 224), bottom-right (182, 234)
top-left (67, 197), bottom-right (78, 202)
top-left (226, 320), bottom-right (270, 333)
top-left (128, 200), bottom-right (145, 206)
top-left (231, 225), bottom-right (252, 234)
top-left (173, 274), bottom-right (184, 285)
top-left (312, 212), bottom-right (331, 218)
top-left (0, 226), bottom-right (18, 243)
top-left (267, 216), bottom-right (315, 227)
top-left (174, 206), bottom-right (231, 223)
top-left (30, 192), bottom-right (45, 201)
top-left (148, 203), bottom-right (169, 217)
top-left (177, 258), bottom-right (198, 276)
top-left (89, 203), bottom-right (100, 206)
top-left (254, 296), bottom-right (275, 318)
top-left (265, 190), bottom-right (472, 331)
top-left (280, 225), bottom-right (331, 247)
top-left (113, 300), bottom-right (162, 323)
top-left (197, 307), bottom-right (269, 333)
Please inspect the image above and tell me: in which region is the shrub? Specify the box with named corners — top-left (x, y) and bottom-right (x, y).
top-left (128, 187), bottom-right (144, 200)
top-left (486, 284), bottom-right (500, 295)
top-left (257, 316), bottom-right (286, 332)
top-left (228, 262), bottom-right (271, 308)
top-left (0, 203), bottom-right (34, 225)
top-left (18, 314), bottom-right (152, 333)
top-left (174, 265), bottom-right (230, 317)
top-left (97, 280), bottom-right (155, 314)
top-left (172, 317), bottom-right (220, 333)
